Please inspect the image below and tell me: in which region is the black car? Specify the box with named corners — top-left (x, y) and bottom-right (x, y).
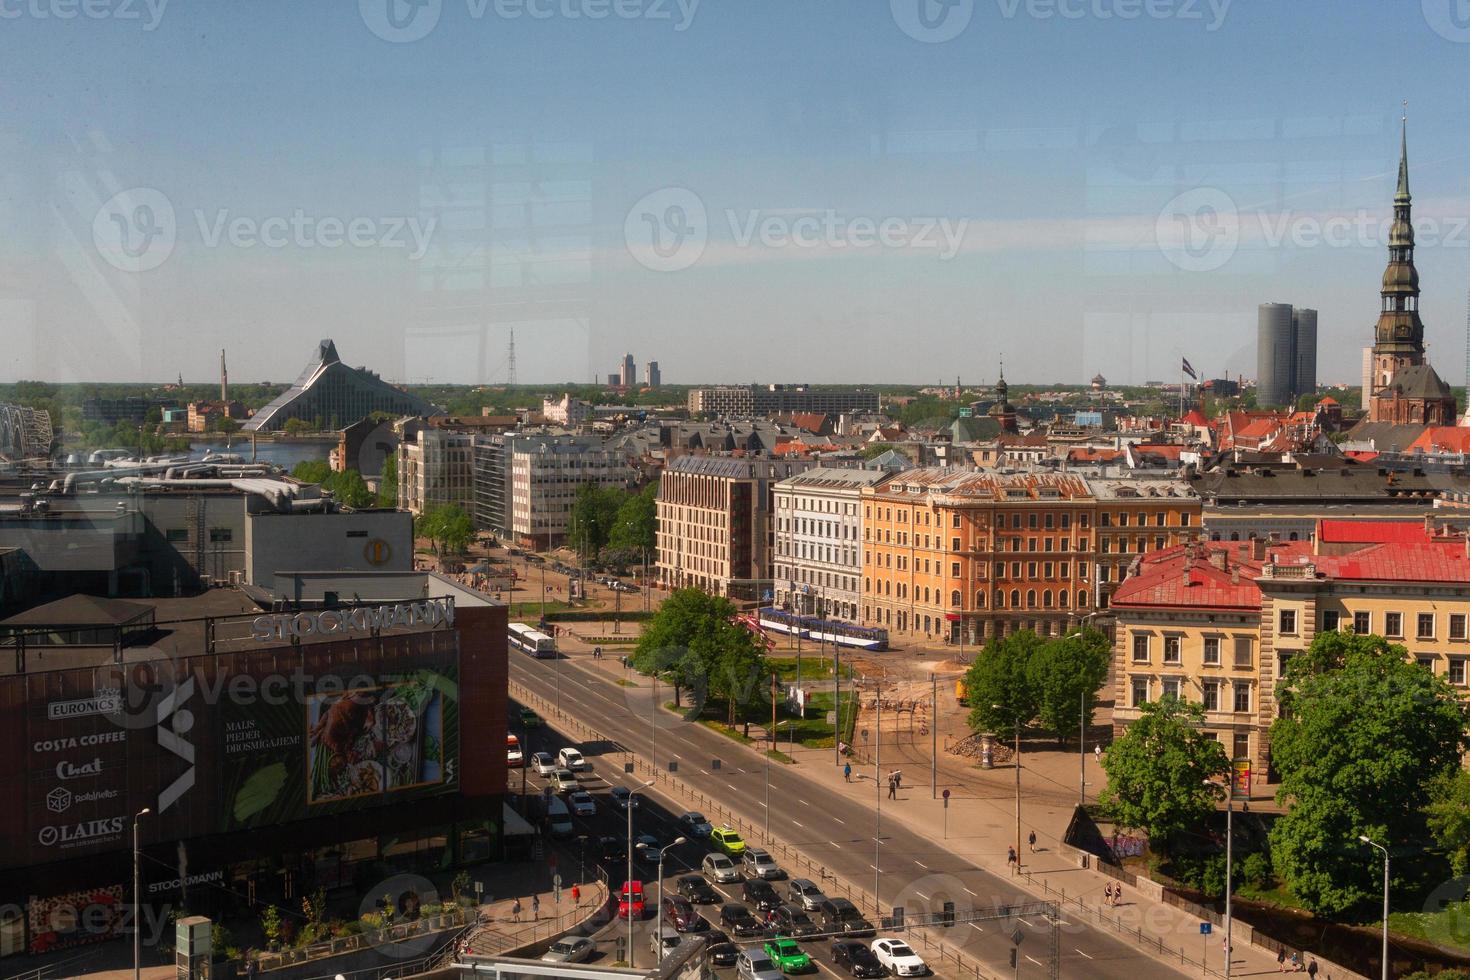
top-left (597, 835), bottom-right (627, 862)
top-left (720, 903), bottom-right (765, 938)
top-left (663, 895), bottom-right (706, 932)
top-left (677, 875), bottom-right (720, 905)
top-left (766, 904), bottom-right (821, 939)
top-left (705, 930), bottom-right (740, 967)
top-left (818, 898), bottom-right (875, 938)
top-left (742, 879), bottom-right (782, 912)
top-left (831, 941), bottom-right (888, 978)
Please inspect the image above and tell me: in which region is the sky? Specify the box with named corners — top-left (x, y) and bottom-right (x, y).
top-left (2, 1), bottom-right (1469, 388)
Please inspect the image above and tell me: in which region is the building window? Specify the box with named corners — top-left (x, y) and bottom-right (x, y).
top-left (951, 590), bottom-right (961, 607)
top-left (1163, 636), bottom-right (1181, 665)
top-left (1026, 590), bottom-right (1036, 608)
top-left (1450, 659), bottom-right (1467, 686)
top-left (1279, 609), bottom-right (1297, 635)
top-left (1233, 682), bottom-right (1251, 713)
top-left (1355, 611), bottom-right (1373, 634)
top-left (1203, 637), bottom-right (1221, 665)
top-left (953, 513), bottom-right (961, 528)
top-left (1028, 562), bottom-right (1038, 577)
top-left (1078, 590), bottom-right (1088, 607)
top-left (166, 528), bottom-right (188, 542)
top-left (208, 528), bottom-right (232, 543)
top-left (1131, 634), bottom-right (1150, 663)
top-left (1452, 614), bottom-right (1467, 640)
top-left (1418, 613), bottom-right (1435, 639)
top-left (1130, 678), bottom-right (1149, 707)
top-left (1322, 610), bottom-right (1340, 631)
top-left (1202, 680), bottom-right (1220, 711)
top-left (1233, 733), bottom-right (1250, 761)
top-left (1162, 677), bottom-right (1181, 700)
top-left (1233, 637), bottom-right (1253, 669)
top-left (1181, 513), bottom-right (1191, 527)
top-left (1416, 655), bottom-right (1435, 671)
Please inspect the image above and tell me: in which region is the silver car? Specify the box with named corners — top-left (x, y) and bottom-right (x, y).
top-left (786, 878), bottom-right (826, 911)
top-left (703, 852), bottom-right (741, 884)
top-left (737, 950), bottom-right (785, 980)
top-left (741, 848), bottom-right (782, 880)
top-left (541, 937), bottom-right (594, 963)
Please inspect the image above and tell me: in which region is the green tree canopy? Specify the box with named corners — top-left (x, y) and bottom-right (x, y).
top-left (290, 462), bottom-right (374, 509)
top-left (1099, 697), bottom-right (1228, 850)
top-left (568, 483), bottom-right (624, 558)
top-left (607, 483), bottom-right (656, 556)
top-left (415, 504), bottom-right (473, 555)
top-left (633, 589), bottom-right (767, 725)
top-left (1269, 631), bottom-right (1470, 916)
top-left (378, 452), bottom-right (398, 508)
top-left (963, 630), bottom-right (1044, 734)
top-left (1028, 628), bottom-right (1111, 745)
top-left (1425, 769), bottom-right (1470, 877)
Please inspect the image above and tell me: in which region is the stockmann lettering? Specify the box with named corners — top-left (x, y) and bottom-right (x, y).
top-left (250, 600), bottom-right (454, 643)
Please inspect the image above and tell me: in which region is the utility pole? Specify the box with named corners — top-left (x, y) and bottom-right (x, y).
top-left (614, 580), bottom-right (622, 635)
top-left (1080, 688), bottom-right (1087, 806)
top-left (930, 673), bottom-right (937, 799)
top-left (875, 683), bottom-right (882, 907)
top-left (833, 648), bottom-right (842, 768)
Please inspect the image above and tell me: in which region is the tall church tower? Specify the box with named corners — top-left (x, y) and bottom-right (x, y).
top-left (1368, 109), bottom-right (1456, 425)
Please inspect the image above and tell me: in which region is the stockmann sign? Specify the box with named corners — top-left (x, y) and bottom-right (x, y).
top-left (249, 599), bottom-right (455, 643)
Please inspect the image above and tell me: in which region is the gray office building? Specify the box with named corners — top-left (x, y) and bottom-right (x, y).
top-left (1256, 303), bottom-right (1318, 407)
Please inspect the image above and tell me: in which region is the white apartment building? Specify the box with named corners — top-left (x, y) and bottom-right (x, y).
top-left (772, 467), bottom-right (890, 622)
top-left (542, 394), bottom-right (593, 426)
top-left (509, 436), bottom-right (637, 549)
top-left (397, 427), bottom-right (477, 517)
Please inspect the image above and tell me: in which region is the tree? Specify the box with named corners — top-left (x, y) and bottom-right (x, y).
top-left (568, 483), bottom-right (623, 558)
top-left (1099, 697), bottom-right (1228, 851)
top-left (213, 416), bottom-right (243, 435)
top-left (963, 630), bottom-right (1045, 734)
top-left (1425, 769), bottom-right (1470, 877)
top-left (633, 589), bottom-right (767, 725)
top-left (1028, 628), bottom-right (1110, 745)
top-left (292, 461), bottom-right (332, 485)
top-left (416, 504), bottom-right (474, 555)
top-left (283, 417), bottom-right (312, 436)
top-left (607, 484), bottom-right (656, 557)
top-left (379, 452), bottom-right (398, 508)
top-left (1270, 631), bottom-right (1470, 916)
top-left (329, 469), bottom-right (373, 509)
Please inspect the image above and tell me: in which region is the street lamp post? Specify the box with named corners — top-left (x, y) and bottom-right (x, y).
top-left (1206, 778), bottom-right (1235, 979)
top-left (626, 780), bottom-right (654, 966)
top-left (639, 837), bottom-right (687, 963)
top-left (1079, 688), bottom-right (1087, 806)
top-left (994, 706), bottom-right (1020, 872)
top-left (764, 720), bottom-right (792, 840)
top-left (132, 807), bottom-right (151, 980)
top-left (1360, 835), bottom-right (1390, 980)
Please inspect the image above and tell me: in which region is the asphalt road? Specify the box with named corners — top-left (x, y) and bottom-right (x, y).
top-left (507, 652), bottom-right (1185, 980)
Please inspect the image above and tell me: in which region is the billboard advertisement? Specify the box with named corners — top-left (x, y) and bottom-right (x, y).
top-left (219, 664), bottom-right (459, 832)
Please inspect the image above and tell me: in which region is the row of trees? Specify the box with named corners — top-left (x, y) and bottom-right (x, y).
top-left (1101, 630), bottom-right (1470, 918)
top-left (961, 628), bottom-right (1111, 744)
top-left (415, 504), bottom-right (474, 556)
top-left (568, 483), bottom-right (656, 564)
top-left (632, 589), bottom-right (768, 728)
top-left (290, 462), bottom-right (375, 509)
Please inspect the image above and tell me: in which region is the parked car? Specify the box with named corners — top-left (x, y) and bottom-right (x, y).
top-left (520, 707), bottom-right (542, 728)
top-left (610, 786), bottom-right (640, 810)
top-left (742, 879), bottom-right (781, 912)
top-left (818, 898), bottom-right (875, 938)
top-left (568, 791), bottom-right (597, 817)
top-left (742, 848), bottom-right (782, 880)
top-left (764, 936), bottom-right (813, 973)
top-left (597, 835), bottom-right (626, 863)
top-left (719, 903), bottom-right (765, 938)
top-left (549, 768), bottom-right (579, 792)
top-left (677, 874), bottom-right (720, 904)
top-left (557, 747), bottom-right (587, 771)
top-left (736, 949), bottom-right (785, 980)
top-left (618, 881), bottom-right (646, 919)
top-left (546, 796), bottom-right (573, 837)
top-left (541, 938), bottom-right (594, 963)
top-left (506, 734), bottom-right (524, 766)
top-left (662, 895), bottom-right (705, 932)
top-left (703, 853), bottom-right (741, 883)
top-left (649, 928), bottom-right (681, 959)
top-left (531, 752), bottom-right (556, 775)
top-left (831, 941), bottom-right (888, 978)
top-left (711, 826), bottom-right (747, 856)
top-left (679, 811), bottom-right (714, 837)
top-left (786, 879), bottom-right (826, 912)
top-left (766, 904), bottom-right (820, 939)
top-left (870, 939), bottom-right (927, 976)
top-left (705, 930), bottom-right (740, 967)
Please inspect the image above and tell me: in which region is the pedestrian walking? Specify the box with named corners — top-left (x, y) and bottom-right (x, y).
top-left (1290, 951), bottom-right (1302, 971)
top-left (571, 884), bottom-right (581, 904)
top-left (1006, 845), bottom-right (1017, 870)
top-left (1028, 830), bottom-right (1037, 853)
top-left (1103, 883), bottom-right (1114, 906)
top-left (1277, 947), bottom-right (1287, 972)
top-left (532, 895), bottom-right (540, 920)
top-left (1094, 744), bottom-right (1102, 763)
top-left (1306, 958), bottom-right (1318, 978)
top-left (843, 762), bottom-right (852, 782)
top-left (887, 776), bottom-right (897, 800)
top-left (893, 771), bottom-right (902, 790)
top-left (512, 898), bottom-right (522, 922)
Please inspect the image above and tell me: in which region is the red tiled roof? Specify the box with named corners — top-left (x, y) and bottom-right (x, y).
top-left (1344, 451), bottom-right (1380, 462)
top-left (1180, 409), bottom-right (1209, 426)
top-left (1311, 540), bottom-right (1470, 583)
top-left (1317, 396), bottom-right (1339, 406)
top-left (1068, 448), bottom-right (1123, 463)
top-left (1407, 426), bottom-right (1470, 454)
top-left (1132, 444), bottom-right (1184, 459)
top-left (1111, 542), bottom-right (1266, 612)
top-left (1316, 520), bottom-right (1434, 545)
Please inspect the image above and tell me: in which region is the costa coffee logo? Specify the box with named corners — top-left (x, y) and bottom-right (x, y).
top-left (37, 817), bottom-right (126, 848)
top-left (33, 731), bottom-right (127, 753)
top-left (56, 758), bottom-right (105, 780)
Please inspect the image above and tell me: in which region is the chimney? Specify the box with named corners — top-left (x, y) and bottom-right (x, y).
top-left (1251, 537), bottom-right (1267, 561)
top-left (1208, 549), bottom-right (1228, 571)
top-left (1231, 566), bottom-right (1240, 585)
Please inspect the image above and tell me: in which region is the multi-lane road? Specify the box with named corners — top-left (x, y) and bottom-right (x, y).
top-left (507, 651), bottom-right (1187, 980)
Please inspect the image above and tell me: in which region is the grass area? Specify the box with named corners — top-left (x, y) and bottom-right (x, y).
top-left (766, 656), bottom-right (854, 684)
top-left (505, 600), bottom-right (573, 620)
top-left (1233, 881), bottom-right (1301, 909)
top-left (1390, 901), bottom-right (1470, 954)
top-left (615, 679), bottom-right (637, 688)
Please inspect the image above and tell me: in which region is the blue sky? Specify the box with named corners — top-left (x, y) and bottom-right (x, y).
top-left (3, 0), bottom-right (1469, 387)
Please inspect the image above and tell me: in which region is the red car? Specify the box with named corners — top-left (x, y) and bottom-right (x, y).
top-left (618, 880), bottom-right (646, 919)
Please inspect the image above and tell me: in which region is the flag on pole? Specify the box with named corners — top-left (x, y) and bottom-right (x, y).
top-left (1181, 357), bottom-right (1198, 380)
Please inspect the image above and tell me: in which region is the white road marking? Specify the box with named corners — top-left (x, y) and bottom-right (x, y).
top-left (869, 864), bottom-right (879, 871)
top-left (800, 799), bottom-right (810, 806)
top-left (969, 924), bottom-right (984, 933)
top-left (915, 892), bottom-right (930, 901)
top-left (914, 861), bottom-right (928, 870)
top-left (1074, 949), bottom-right (1094, 960)
top-left (964, 888), bottom-right (978, 897)
top-left (1026, 955), bottom-right (1044, 968)
top-left (793, 821), bottom-right (804, 828)
top-left (832, 817), bottom-right (845, 825)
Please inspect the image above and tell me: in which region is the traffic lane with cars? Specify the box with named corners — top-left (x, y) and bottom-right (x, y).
top-left (508, 654), bottom-right (1184, 980)
top-left (507, 715), bottom-right (947, 980)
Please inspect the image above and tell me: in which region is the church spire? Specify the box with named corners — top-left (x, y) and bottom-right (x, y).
top-left (1396, 102), bottom-right (1411, 205)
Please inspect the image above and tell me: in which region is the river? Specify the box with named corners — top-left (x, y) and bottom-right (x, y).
top-left (186, 438), bottom-right (333, 470)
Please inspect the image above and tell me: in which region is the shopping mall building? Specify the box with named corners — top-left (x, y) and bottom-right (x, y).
top-left (0, 574), bottom-right (507, 959)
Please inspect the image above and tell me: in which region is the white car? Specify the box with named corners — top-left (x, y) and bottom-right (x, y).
top-left (550, 768), bottom-right (580, 792)
top-left (741, 848), bottom-right (782, 880)
top-left (702, 852), bottom-right (741, 884)
top-left (558, 747), bottom-right (588, 771)
top-left (531, 752), bottom-right (557, 776)
top-left (568, 791), bottom-right (597, 817)
top-left (871, 938), bottom-right (928, 976)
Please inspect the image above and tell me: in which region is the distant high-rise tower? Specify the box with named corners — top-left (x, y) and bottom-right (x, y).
top-left (220, 348), bottom-right (228, 402)
top-left (622, 353), bottom-right (636, 388)
top-left (1256, 303), bottom-right (1297, 407)
top-left (646, 360), bottom-right (661, 387)
top-left (1292, 308), bottom-right (1317, 400)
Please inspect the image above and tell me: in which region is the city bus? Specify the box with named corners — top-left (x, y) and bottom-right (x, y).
top-left (508, 622), bottom-right (557, 658)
